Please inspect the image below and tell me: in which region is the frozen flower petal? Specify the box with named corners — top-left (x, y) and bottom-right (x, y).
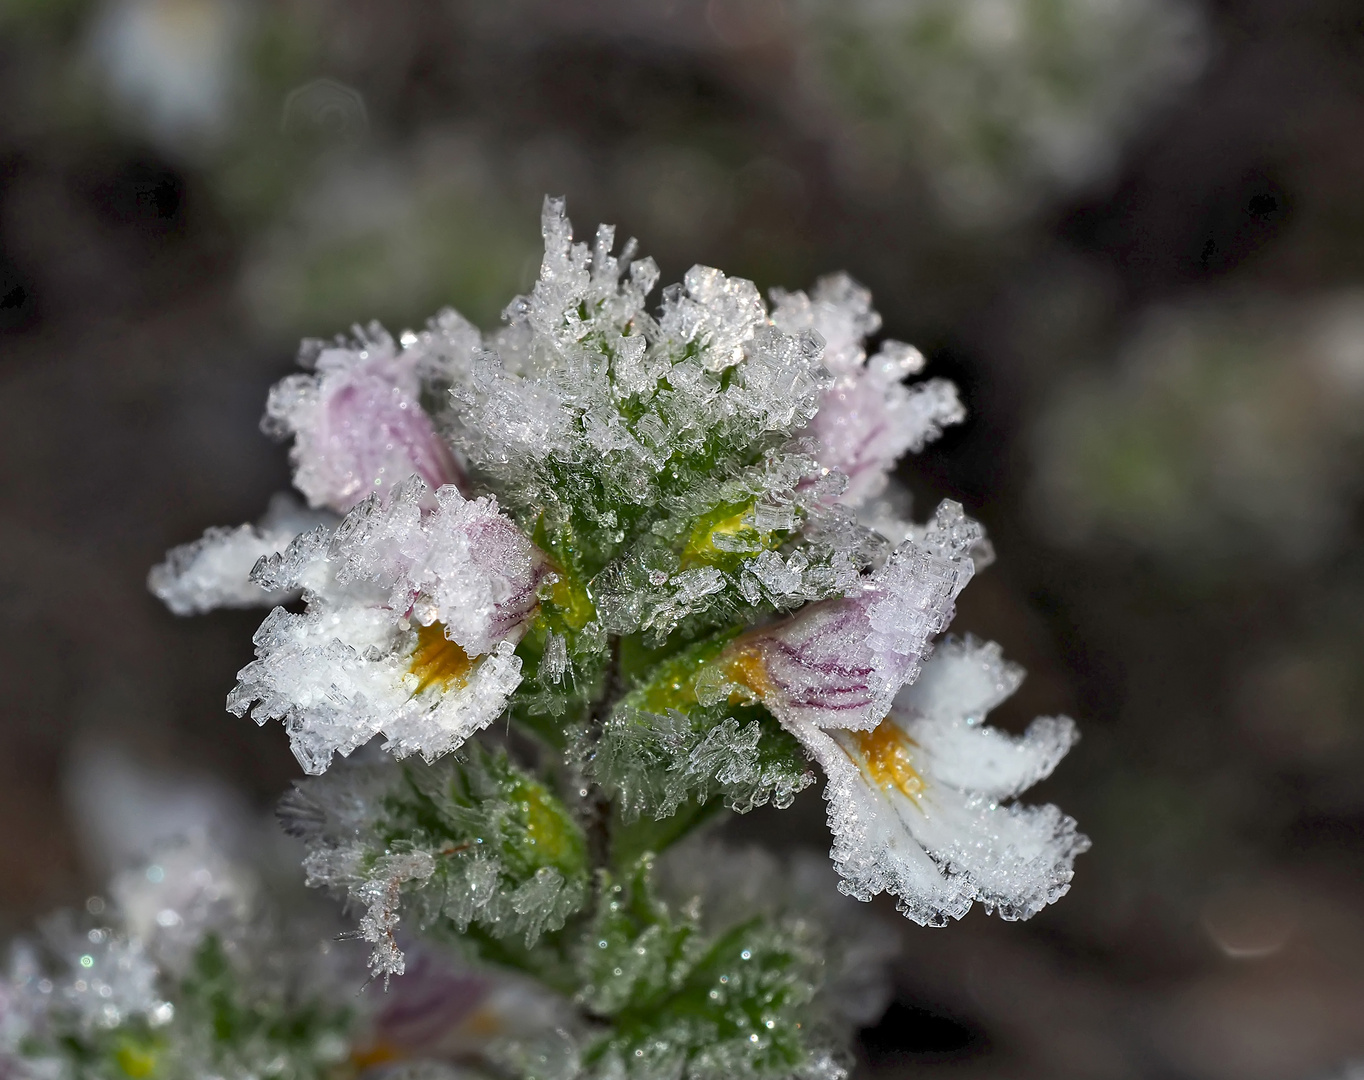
top-left (771, 273), bottom-right (884, 378)
top-left (265, 324), bottom-right (462, 513)
top-left (148, 494), bottom-right (336, 615)
top-left (895, 636), bottom-right (1077, 800)
top-left (720, 501), bottom-right (979, 731)
top-left (810, 374), bottom-right (964, 506)
top-left (329, 479), bottom-right (550, 654)
top-left (789, 639), bottom-right (1088, 925)
top-left (228, 604), bottom-right (523, 774)
top-left (227, 480), bottom-right (542, 772)
top-left (416, 487), bottom-right (550, 655)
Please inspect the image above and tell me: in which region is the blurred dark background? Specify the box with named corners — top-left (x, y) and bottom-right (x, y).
top-left (2, 0), bottom-right (1363, 1076)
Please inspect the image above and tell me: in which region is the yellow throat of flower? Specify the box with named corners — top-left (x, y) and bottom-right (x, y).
top-left (719, 642), bottom-right (774, 705)
top-left (408, 621), bottom-right (473, 694)
top-left (847, 720), bottom-right (925, 802)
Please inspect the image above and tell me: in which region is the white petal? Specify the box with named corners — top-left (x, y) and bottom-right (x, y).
top-left (787, 708), bottom-right (1087, 926)
top-left (227, 604), bottom-right (521, 774)
top-left (147, 494), bottom-right (335, 615)
top-left (791, 719), bottom-right (969, 923)
top-left (903, 712), bottom-right (1078, 802)
top-left (899, 782), bottom-right (1088, 922)
top-left (381, 639), bottom-right (523, 763)
top-left (894, 635), bottom-right (1023, 724)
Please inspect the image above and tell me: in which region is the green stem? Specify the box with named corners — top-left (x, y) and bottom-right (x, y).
top-left (610, 797), bottom-right (727, 871)
top-left (585, 636), bottom-right (624, 871)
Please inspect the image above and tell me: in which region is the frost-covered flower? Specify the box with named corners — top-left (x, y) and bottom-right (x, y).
top-left (228, 479), bottom-right (548, 773)
top-left (706, 500), bottom-right (980, 731)
top-left (772, 274), bottom-right (964, 507)
top-left (689, 502), bottom-right (1085, 924)
top-left (264, 325), bottom-right (463, 514)
top-left (790, 636), bottom-right (1087, 924)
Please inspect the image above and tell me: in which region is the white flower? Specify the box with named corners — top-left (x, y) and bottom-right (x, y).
top-left (227, 479), bottom-right (547, 773)
top-left (789, 636), bottom-right (1089, 924)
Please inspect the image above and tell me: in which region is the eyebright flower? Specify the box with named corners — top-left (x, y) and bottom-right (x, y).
top-left (227, 479), bottom-right (549, 773)
top-left (702, 500), bottom-right (980, 731)
top-left (791, 636), bottom-right (1088, 924)
top-left (686, 503), bottom-right (1086, 923)
top-left (264, 324), bottom-right (464, 514)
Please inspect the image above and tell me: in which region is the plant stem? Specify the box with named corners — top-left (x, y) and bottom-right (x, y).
top-left (584, 636), bottom-right (624, 871)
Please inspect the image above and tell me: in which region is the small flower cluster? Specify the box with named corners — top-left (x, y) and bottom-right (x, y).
top-left (138, 197), bottom-right (1087, 1079)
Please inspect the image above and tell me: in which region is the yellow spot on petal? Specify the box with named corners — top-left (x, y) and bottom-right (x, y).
top-left (848, 720), bottom-right (925, 801)
top-left (408, 621), bottom-right (472, 694)
top-left (720, 643), bottom-right (773, 705)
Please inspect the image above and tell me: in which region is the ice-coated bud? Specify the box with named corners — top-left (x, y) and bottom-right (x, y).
top-left (264, 326), bottom-right (462, 513)
top-left (709, 500), bottom-right (981, 732)
top-left (786, 636), bottom-right (1089, 926)
top-left (772, 274), bottom-right (965, 506)
top-left (808, 365), bottom-right (963, 506)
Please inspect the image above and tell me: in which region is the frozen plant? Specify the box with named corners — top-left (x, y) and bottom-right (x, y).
top-left (1031, 290), bottom-right (1364, 566)
top-left (84, 196), bottom-right (1089, 1079)
top-left (1, 834), bottom-right (356, 1080)
top-left (794, 0), bottom-right (1205, 227)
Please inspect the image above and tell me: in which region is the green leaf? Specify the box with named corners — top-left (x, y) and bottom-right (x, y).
top-left (585, 636), bottom-right (815, 822)
top-left (568, 857), bottom-right (837, 1080)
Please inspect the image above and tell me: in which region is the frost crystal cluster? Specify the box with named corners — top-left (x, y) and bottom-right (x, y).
top-left (6, 197), bottom-right (1088, 1079)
